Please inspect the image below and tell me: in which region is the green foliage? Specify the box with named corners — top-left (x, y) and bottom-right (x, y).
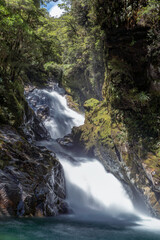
top-left (58, 0), bottom-right (71, 12)
top-left (0, 0), bottom-right (61, 84)
top-left (137, 0), bottom-right (160, 28)
top-left (0, 0), bottom-right (62, 125)
top-left (59, 0), bottom-right (160, 188)
top-left (51, 5), bottom-right (105, 104)
top-left (0, 0), bottom-right (159, 162)
top-left (44, 62), bottom-right (62, 82)
top-left (136, 91), bottom-right (150, 105)
top-left (0, 78), bottom-right (25, 126)
top-left (90, 0), bottom-right (146, 30)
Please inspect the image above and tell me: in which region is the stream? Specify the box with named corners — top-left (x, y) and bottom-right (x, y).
top-left (0, 84), bottom-right (160, 240)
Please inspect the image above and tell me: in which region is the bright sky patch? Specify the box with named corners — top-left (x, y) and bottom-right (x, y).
top-left (48, 0), bottom-right (63, 18)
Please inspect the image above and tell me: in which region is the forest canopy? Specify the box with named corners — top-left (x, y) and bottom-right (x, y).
top-left (0, 0), bottom-right (61, 83)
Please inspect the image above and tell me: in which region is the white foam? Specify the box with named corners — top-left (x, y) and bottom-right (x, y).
top-left (42, 90), bottom-right (84, 139)
top-left (135, 215), bottom-right (160, 231)
top-left (60, 157), bottom-right (134, 217)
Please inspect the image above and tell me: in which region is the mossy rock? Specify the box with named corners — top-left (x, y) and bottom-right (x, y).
top-left (74, 99), bottom-right (112, 152)
top-left (65, 95), bottom-right (80, 112)
top-left (84, 98), bottom-right (100, 111)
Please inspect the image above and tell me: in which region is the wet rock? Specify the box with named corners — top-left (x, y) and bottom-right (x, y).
top-left (57, 134), bottom-right (74, 148)
top-left (0, 173), bottom-right (22, 216)
top-left (0, 126), bottom-right (67, 217)
top-left (22, 105), bottom-right (50, 141)
top-left (24, 86), bottom-right (36, 94)
top-left (57, 152), bottom-right (80, 166)
top-left (23, 86), bottom-right (52, 141)
top-left (36, 105), bottom-right (50, 121)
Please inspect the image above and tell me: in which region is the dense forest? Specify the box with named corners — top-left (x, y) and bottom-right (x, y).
top-left (0, 0), bottom-right (160, 221)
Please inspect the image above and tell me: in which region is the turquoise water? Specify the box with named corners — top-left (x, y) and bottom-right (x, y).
top-left (0, 216), bottom-right (160, 240)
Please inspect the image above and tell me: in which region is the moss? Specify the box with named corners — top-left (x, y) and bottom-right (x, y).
top-left (76, 99), bottom-right (112, 152)
top-left (0, 148), bottom-right (11, 169)
top-left (84, 98), bottom-right (100, 111)
top-left (65, 95), bottom-right (80, 112)
top-left (144, 151), bottom-right (160, 183)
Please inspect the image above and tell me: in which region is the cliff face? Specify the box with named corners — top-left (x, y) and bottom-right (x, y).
top-left (103, 26), bottom-right (160, 216)
top-left (69, 0), bottom-right (160, 217)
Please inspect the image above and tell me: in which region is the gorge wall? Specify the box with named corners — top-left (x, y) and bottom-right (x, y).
top-left (69, 0), bottom-right (160, 217)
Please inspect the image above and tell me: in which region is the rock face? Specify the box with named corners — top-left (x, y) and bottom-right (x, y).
top-left (22, 105), bottom-right (50, 142)
top-left (0, 126), bottom-right (67, 217)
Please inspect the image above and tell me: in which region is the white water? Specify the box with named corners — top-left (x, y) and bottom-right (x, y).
top-left (60, 156), bottom-right (134, 218)
top-left (28, 85), bottom-right (160, 229)
top-left (43, 90), bottom-right (84, 139)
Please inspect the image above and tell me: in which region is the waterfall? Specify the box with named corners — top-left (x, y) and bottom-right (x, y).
top-left (27, 87), bottom-right (84, 139)
top-left (27, 84), bottom-right (134, 218)
top-left (26, 84), bottom-right (160, 228)
top-left (60, 156), bottom-right (134, 219)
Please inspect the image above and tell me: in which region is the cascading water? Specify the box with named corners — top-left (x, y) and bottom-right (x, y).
top-left (27, 84), bottom-right (160, 230)
top-left (27, 84), bottom-right (133, 218)
top-left (27, 86), bottom-right (84, 139)
top-left (60, 157), bottom-right (134, 220)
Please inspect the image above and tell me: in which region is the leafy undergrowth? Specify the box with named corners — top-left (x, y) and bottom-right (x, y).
top-left (0, 79), bottom-right (26, 127)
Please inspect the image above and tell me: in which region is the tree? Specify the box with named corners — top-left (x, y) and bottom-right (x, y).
top-left (0, 0), bottom-right (61, 83)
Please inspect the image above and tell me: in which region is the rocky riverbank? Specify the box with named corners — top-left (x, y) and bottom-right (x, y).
top-left (0, 81), bottom-right (82, 217)
top-left (0, 125), bottom-right (67, 217)
top-left (0, 83), bottom-right (67, 217)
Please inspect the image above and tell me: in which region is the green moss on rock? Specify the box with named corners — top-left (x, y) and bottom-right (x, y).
top-left (84, 98), bottom-right (100, 111)
top-left (74, 99), bottom-right (112, 152)
top-left (65, 95), bottom-right (80, 112)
